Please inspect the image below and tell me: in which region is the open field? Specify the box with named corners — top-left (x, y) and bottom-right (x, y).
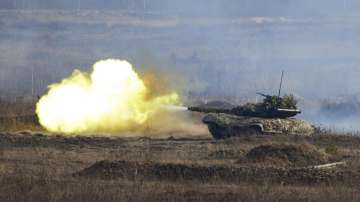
top-left (0, 129), bottom-right (360, 201)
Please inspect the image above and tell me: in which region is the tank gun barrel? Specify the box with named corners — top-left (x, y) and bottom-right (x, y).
top-left (188, 106), bottom-right (232, 114)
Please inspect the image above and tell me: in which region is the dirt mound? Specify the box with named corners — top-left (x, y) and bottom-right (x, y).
top-left (245, 144), bottom-right (328, 166)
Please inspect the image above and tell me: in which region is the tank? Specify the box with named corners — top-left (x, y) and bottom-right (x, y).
top-left (188, 94), bottom-right (315, 139)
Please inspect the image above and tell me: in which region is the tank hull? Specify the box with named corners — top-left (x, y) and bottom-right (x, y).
top-left (203, 113), bottom-right (315, 139)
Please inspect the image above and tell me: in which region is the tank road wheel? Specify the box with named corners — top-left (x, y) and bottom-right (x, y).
top-left (207, 123), bottom-right (264, 139)
top-left (207, 124), bottom-right (230, 139)
top-left (228, 125), bottom-right (263, 138)
top-left (240, 125), bottom-right (263, 136)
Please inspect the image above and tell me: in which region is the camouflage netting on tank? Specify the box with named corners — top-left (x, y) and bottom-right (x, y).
top-left (230, 94), bottom-right (299, 118)
top-left (262, 94), bottom-right (297, 109)
top-left (280, 94), bottom-right (298, 109)
top-left (203, 113), bottom-right (315, 138)
top-left (234, 94), bottom-right (297, 112)
top-left (260, 118), bottom-right (314, 135)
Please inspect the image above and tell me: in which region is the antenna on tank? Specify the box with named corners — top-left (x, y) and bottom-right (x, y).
top-left (278, 70), bottom-right (284, 97)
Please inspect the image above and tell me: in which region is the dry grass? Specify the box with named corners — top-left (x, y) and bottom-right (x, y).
top-left (1, 173), bottom-right (360, 202)
top-left (0, 131), bottom-right (358, 201)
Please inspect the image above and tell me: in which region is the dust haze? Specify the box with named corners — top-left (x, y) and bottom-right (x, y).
top-left (1, 0), bottom-right (360, 133)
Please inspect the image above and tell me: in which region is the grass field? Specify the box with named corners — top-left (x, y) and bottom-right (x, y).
top-left (0, 127), bottom-right (359, 201)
